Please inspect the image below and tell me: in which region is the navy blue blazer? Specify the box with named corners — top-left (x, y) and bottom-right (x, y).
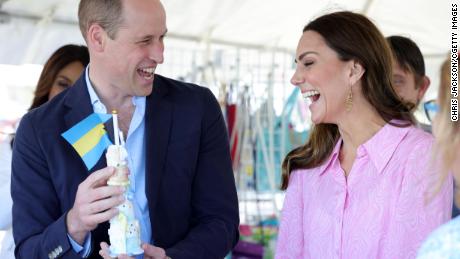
top-left (11, 74), bottom-right (239, 258)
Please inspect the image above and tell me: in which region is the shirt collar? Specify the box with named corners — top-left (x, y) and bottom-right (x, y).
top-left (361, 122), bottom-right (411, 174)
top-left (318, 121), bottom-right (411, 175)
top-left (85, 65), bottom-right (106, 113)
top-left (318, 138), bottom-right (342, 175)
top-left (84, 65), bottom-right (146, 114)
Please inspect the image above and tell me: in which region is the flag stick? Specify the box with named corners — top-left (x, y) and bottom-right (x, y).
top-left (112, 110), bottom-right (120, 146)
top-left (119, 130), bottom-right (125, 146)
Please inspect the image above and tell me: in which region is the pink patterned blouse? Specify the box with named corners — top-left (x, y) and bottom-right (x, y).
top-left (275, 123), bottom-right (453, 259)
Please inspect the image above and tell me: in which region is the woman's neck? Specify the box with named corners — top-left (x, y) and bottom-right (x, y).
top-left (336, 103), bottom-right (386, 176)
top-left (338, 116), bottom-right (385, 152)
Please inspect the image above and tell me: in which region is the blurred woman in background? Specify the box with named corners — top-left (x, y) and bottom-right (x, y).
top-left (276, 11), bottom-right (452, 258)
top-left (28, 44), bottom-right (89, 110)
top-left (0, 44), bottom-right (88, 259)
top-left (417, 55), bottom-right (460, 258)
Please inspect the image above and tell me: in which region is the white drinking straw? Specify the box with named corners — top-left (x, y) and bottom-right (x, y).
top-left (112, 110), bottom-right (120, 146)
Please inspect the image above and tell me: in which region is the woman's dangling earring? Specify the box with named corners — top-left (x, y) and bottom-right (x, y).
top-left (346, 86), bottom-right (353, 112)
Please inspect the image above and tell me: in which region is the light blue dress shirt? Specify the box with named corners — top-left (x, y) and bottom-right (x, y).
top-left (68, 66), bottom-right (151, 258)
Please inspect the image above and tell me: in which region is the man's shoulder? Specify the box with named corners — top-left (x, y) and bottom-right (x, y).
top-left (151, 75), bottom-right (220, 118)
top-left (19, 88), bottom-right (76, 139)
top-left (26, 90), bottom-right (68, 122)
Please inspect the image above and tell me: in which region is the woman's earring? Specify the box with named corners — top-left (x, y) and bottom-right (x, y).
top-left (346, 87), bottom-right (353, 112)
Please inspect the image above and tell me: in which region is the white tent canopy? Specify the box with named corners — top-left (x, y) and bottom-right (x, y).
top-left (0, 0), bottom-right (451, 64)
top-left (0, 0), bottom-right (453, 112)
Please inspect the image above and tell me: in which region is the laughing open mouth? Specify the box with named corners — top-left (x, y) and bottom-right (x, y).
top-left (302, 90), bottom-right (320, 102)
top-left (137, 67), bottom-right (155, 80)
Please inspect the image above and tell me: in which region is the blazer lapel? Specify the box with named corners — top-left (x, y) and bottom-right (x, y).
top-left (63, 74), bottom-right (108, 173)
top-left (145, 76), bottom-right (172, 223)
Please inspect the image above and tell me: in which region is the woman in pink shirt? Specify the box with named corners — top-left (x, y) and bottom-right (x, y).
top-left (275, 11), bottom-right (453, 259)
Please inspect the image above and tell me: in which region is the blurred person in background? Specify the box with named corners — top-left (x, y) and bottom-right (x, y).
top-left (386, 36), bottom-right (460, 218)
top-left (28, 44), bottom-right (90, 110)
top-left (276, 11), bottom-right (452, 258)
top-left (0, 44), bottom-right (89, 259)
top-left (387, 35), bottom-right (431, 132)
top-left (417, 55), bottom-right (460, 258)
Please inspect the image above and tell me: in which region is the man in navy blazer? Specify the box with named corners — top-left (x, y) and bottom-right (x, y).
top-left (11, 0), bottom-right (239, 258)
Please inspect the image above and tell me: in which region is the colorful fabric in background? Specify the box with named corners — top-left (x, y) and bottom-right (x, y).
top-left (61, 113), bottom-right (112, 170)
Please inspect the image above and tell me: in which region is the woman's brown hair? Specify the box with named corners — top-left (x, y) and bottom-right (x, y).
top-left (29, 44), bottom-right (89, 110)
top-left (281, 11), bottom-right (414, 190)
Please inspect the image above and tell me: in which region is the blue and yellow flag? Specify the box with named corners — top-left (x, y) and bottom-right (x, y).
top-left (62, 113), bottom-right (113, 170)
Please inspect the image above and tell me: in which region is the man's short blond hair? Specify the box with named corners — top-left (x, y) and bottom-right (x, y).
top-left (78, 0), bottom-right (124, 40)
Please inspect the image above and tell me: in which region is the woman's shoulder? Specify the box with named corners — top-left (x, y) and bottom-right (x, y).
top-left (417, 216), bottom-right (460, 258)
top-left (401, 125), bottom-right (434, 146)
top-left (291, 167), bottom-right (323, 178)
top-left (288, 166), bottom-right (325, 187)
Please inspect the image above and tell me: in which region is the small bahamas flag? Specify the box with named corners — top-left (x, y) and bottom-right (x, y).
top-left (62, 113), bottom-right (113, 170)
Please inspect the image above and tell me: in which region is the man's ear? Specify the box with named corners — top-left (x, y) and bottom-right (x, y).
top-left (349, 61), bottom-right (365, 85)
top-left (86, 24), bottom-right (106, 53)
top-left (417, 76), bottom-right (431, 101)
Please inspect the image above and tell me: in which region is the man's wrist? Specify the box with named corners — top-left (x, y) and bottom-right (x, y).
top-left (66, 209), bottom-right (87, 244)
